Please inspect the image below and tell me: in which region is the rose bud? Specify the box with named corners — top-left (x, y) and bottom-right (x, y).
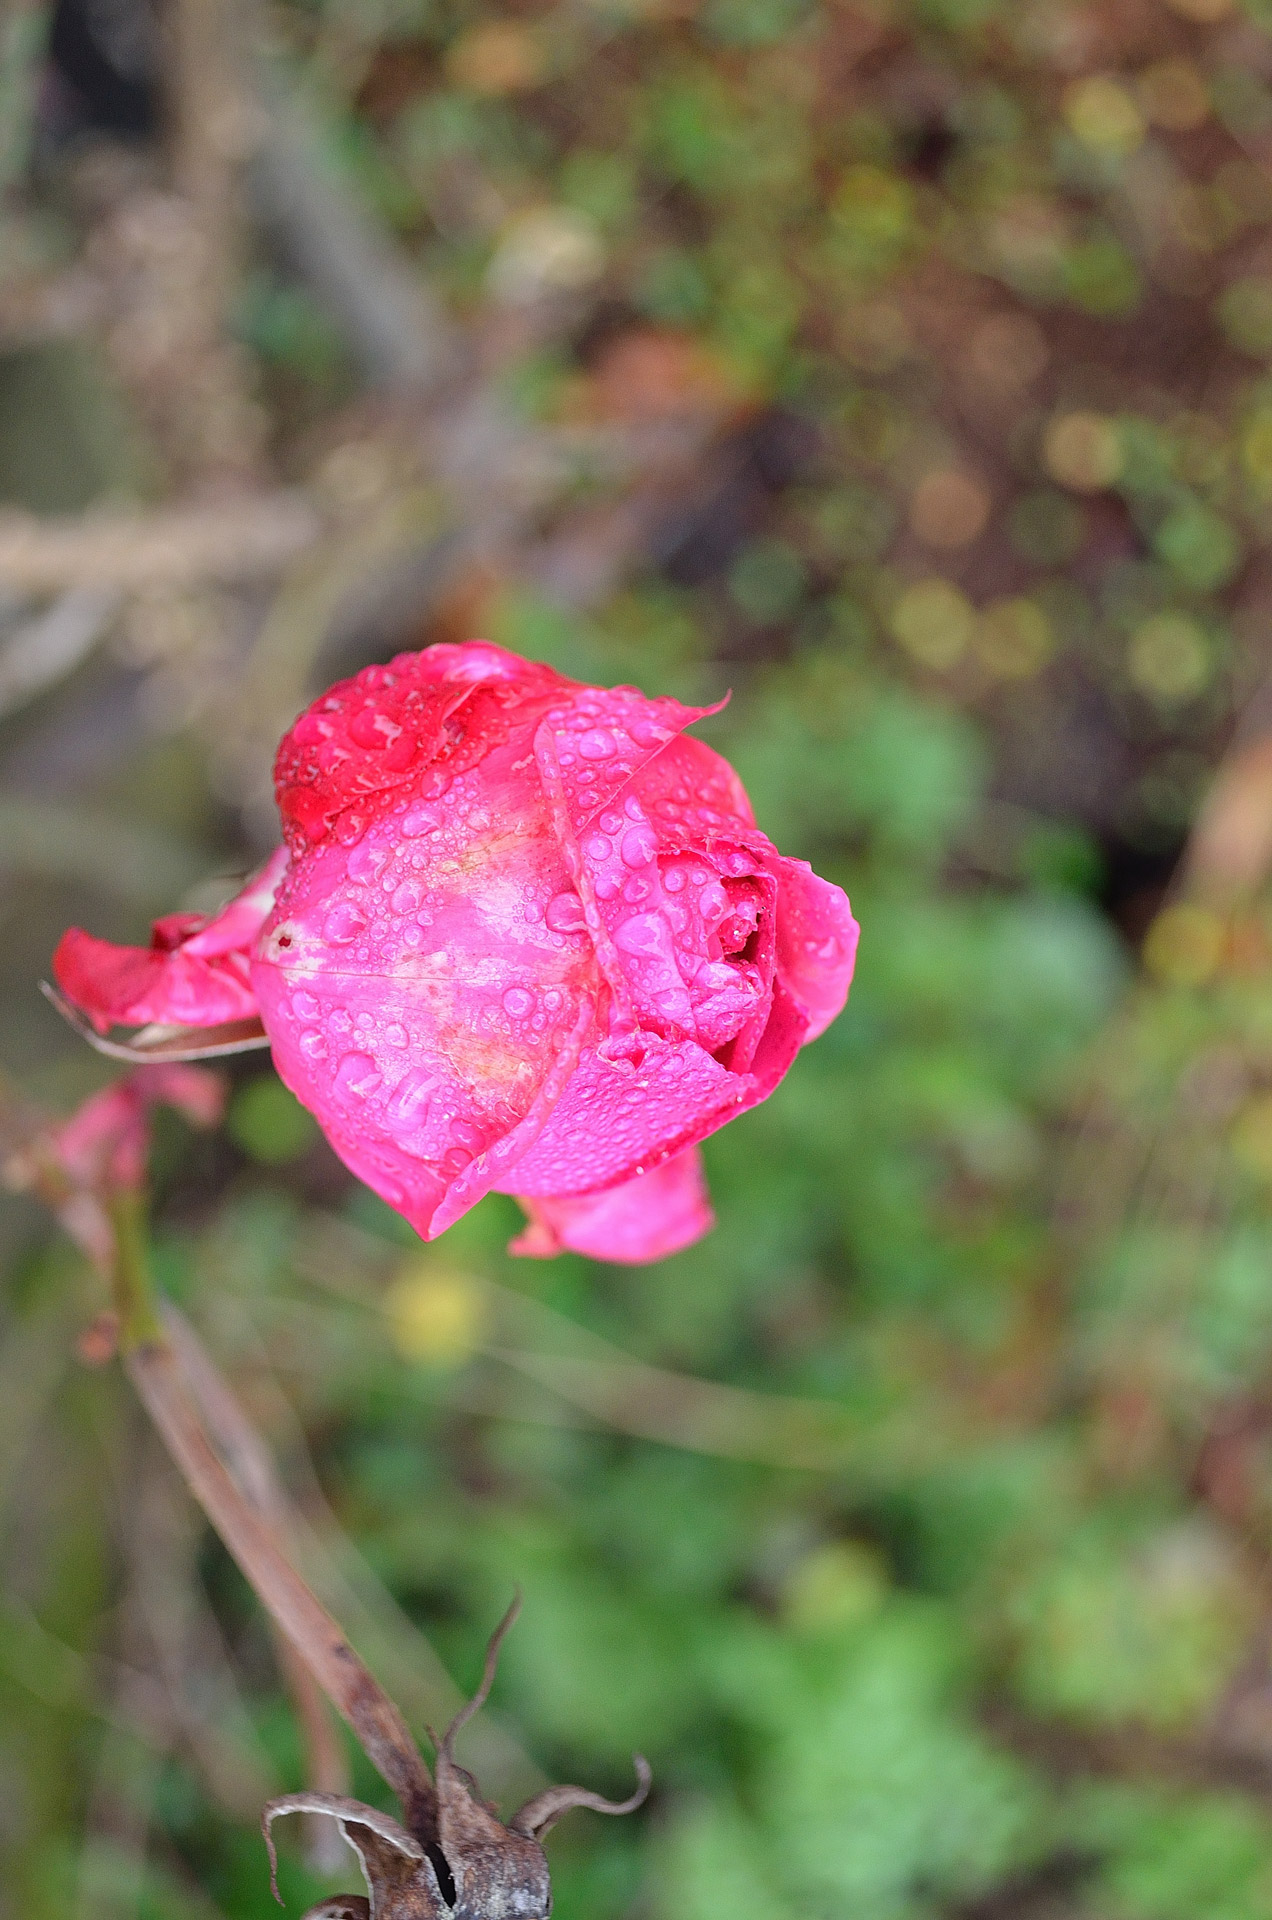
top-left (53, 642), bottom-right (857, 1263)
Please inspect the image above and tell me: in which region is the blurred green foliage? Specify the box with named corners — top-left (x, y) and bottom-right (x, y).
top-left (14, 0), bottom-right (1272, 1916)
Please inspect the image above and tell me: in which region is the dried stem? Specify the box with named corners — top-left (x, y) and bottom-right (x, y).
top-left (163, 1308), bottom-right (350, 1822)
top-left (123, 1332), bottom-right (436, 1832)
top-left (95, 1185), bottom-right (433, 1826)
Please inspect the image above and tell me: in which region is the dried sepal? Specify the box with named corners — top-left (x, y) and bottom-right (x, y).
top-left (508, 1758), bottom-right (652, 1841)
top-left (264, 1791), bottom-right (446, 1919)
top-left (41, 980), bottom-right (270, 1061)
top-left (262, 1601), bottom-right (650, 1920)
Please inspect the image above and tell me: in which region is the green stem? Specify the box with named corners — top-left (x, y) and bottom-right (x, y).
top-left (108, 1189), bottom-right (163, 1350)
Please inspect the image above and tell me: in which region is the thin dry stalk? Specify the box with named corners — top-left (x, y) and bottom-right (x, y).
top-left (123, 1333), bottom-right (436, 1833)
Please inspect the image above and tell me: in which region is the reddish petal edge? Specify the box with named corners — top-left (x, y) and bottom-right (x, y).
top-left (51, 851), bottom-right (288, 1035)
top-left (52, 930), bottom-right (260, 1034)
top-left (509, 1146), bottom-right (713, 1264)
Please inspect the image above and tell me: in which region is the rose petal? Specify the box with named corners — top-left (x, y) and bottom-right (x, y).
top-left (510, 1146), bottom-right (713, 1263)
top-left (771, 858), bottom-right (859, 1042)
top-left (253, 725), bottom-right (598, 1238)
top-left (52, 930), bottom-right (261, 1033)
top-left (49, 1063), bottom-right (225, 1192)
top-left (274, 644), bottom-right (571, 854)
top-left (500, 1029), bottom-right (752, 1198)
top-left (52, 853), bottom-right (286, 1034)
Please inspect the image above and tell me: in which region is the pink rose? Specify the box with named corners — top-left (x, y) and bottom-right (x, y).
top-left (53, 642), bottom-right (857, 1262)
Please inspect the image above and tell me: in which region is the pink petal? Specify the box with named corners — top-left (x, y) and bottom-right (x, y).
top-left (771, 858), bottom-right (859, 1042)
top-left (182, 847), bottom-right (290, 957)
top-left (52, 854), bottom-right (286, 1034)
top-left (49, 1064), bottom-right (225, 1192)
top-left (252, 704), bottom-right (599, 1239)
top-left (510, 1147), bottom-right (713, 1263)
top-left (497, 1029), bottom-right (752, 1198)
top-left (131, 1063), bottom-right (228, 1129)
top-left (52, 929), bottom-right (261, 1033)
top-left (274, 645), bottom-right (572, 853)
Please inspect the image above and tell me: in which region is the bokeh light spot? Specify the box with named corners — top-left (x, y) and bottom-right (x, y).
top-left (1128, 613), bottom-right (1211, 703)
top-left (1043, 411), bottom-right (1123, 491)
top-left (1064, 76), bottom-right (1146, 156)
top-left (909, 469), bottom-right (991, 549)
top-left (890, 579), bottom-right (975, 669)
top-left (976, 597), bottom-right (1054, 678)
top-left (388, 1264), bottom-right (486, 1366)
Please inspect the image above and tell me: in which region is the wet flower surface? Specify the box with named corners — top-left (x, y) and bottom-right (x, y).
top-left (53, 642), bottom-right (857, 1261)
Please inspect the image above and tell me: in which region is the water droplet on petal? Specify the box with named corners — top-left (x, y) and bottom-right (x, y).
top-left (347, 840), bottom-right (388, 882)
top-left (392, 880), bottom-right (422, 914)
top-left (292, 989), bottom-right (320, 1019)
top-left (546, 891), bottom-right (587, 932)
top-left (390, 1069), bottom-right (436, 1123)
top-left (335, 810), bottom-right (368, 846)
top-left (621, 825), bottom-right (656, 868)
top-left (299, 1028), bottom-right (327, 1060)
top-left (324, 901), bottom-right (367, 944)
top-left (503, 987), bottom-right (534, 1018)
top-left (402, 804), bottom-right (440, 837)
top-left (335, 1052), bottom-right (382, 1099)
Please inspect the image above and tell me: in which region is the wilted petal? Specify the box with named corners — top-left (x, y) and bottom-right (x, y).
top-left (47, 1064), bottom-right (225, 1194)
top-left (53, 852), bottom-right (287, 1034)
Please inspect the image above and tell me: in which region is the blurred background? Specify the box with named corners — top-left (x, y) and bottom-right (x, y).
top-left (12, 0), bottom-right (1272, 1914)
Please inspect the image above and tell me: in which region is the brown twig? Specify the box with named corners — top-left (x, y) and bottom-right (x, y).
top-left (163, 1307), bottom-right (351, 1824)
top-left (123, 1332), bottom-right (436, 1836)
top-left (0, 498), bottom-right (321, 593)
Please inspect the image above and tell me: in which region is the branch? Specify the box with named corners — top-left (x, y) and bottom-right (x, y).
top-left (0, 497), bottom-right (321, 593)
top-left (163, 1307), bottom-right (349, 1817)
top-left (123, 1332), bottom-right (436, 1836)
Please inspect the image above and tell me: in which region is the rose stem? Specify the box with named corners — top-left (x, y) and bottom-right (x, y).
top-left (109, 1191), bottom-right (437, 1837)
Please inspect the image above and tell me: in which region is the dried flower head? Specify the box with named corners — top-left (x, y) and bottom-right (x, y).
top-left (263, 1598), bottom-right (649, 1919)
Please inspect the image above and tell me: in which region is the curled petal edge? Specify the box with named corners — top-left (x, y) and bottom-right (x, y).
top-left (510, 1147), bottom-right (714, 1264)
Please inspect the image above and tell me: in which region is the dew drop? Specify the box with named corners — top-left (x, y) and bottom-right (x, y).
top-left (503, 986), bottom-right (534, 1019)
top-left (324, 901), bottom-right (367, 944)
top-left (545, 891), bottom-right (587, 933)
top-left (335, 1052), bottom-right (382, 1099)
top-left (664, 867), bottom-right (686, 893)
top-left (621, 825), bottom-right (656, 868)
top-left (390, 1069), bottom-right (436, 1122)
top-left (299, 1028), bottom-right (327, 1060)
top-left (292, 989), bottom-right (320, 1019)
top-left (347, 841), bottom-right (388, 883)
top-left (386, 1023), bottom-right (408, 1047)
top-left (402, 804), bottom-right (440, 837)
top-left (392, 880), bottom-right (422, 914)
